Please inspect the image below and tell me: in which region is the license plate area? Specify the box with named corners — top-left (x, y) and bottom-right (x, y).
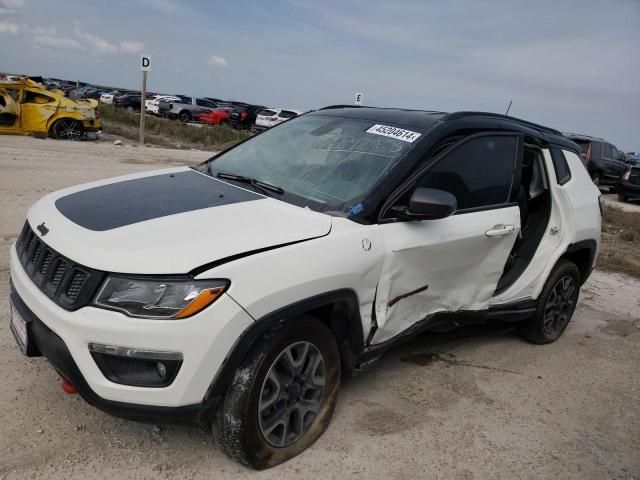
top-left (10, 300), bottom-right (29, 355)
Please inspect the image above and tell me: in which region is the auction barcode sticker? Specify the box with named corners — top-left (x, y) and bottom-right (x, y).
top-left (366, 124), bottom-right (422, 143)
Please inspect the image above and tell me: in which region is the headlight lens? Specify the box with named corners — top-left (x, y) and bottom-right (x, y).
top-left (93, 276), bottom-right (229, 319)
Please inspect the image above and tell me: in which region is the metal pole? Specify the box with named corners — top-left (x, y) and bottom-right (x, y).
top-left (139, 70), bottom-right (147, 145)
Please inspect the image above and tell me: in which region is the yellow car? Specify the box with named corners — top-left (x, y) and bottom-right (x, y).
top-left (0, 77), bottom-right (101, 140)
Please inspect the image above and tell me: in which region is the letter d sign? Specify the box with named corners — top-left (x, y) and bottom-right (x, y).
top-left (141, 55), bottom-right (151, 72)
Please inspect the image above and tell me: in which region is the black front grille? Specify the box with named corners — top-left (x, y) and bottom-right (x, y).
top-left (15, 222), bottom-right (105, 310)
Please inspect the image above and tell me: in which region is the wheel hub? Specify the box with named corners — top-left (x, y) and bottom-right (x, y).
top-left (258, 341), bottom-right (326, 447)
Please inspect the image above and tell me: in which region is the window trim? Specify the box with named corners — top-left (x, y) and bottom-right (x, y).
top-left (379, 131), bottom-right (523, 221)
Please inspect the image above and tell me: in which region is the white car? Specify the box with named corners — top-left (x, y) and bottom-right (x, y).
top-left (145, 95), bottom-right (180, 115)
top-left (9, 107), bottom-right (602, 469)
top-left (99, 91), bottom-right (119, 104)
top-left (253, 107), bottom-right (301, 131)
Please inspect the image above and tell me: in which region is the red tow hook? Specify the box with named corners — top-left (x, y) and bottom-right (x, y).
top-left (61, 378), bottom-right (77, 395)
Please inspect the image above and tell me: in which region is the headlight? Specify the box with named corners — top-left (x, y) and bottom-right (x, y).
top-left (93, 276), bottom-right (229, 319)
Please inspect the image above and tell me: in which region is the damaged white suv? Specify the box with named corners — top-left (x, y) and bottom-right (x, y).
top-left (9, 107), bottom-right (602, 469)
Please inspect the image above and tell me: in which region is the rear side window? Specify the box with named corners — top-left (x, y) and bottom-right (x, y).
top-left (414, 135), bottom-right (518, 211)
top-left (603, 143), bottom-right (613, 158)
top-left (550, 148), bottom-right (572, 185)
top-left (260, 109), bottom-right (277, 116)
top-left (573, 140), bottom-right (590, 154)
top-left (279, 110), bottom-right (298, 119)
top-left (179, 96), bottom-right (192, 104)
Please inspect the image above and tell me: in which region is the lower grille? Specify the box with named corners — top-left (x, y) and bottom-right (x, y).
top-left (15, 222), bottom-right (105, 310)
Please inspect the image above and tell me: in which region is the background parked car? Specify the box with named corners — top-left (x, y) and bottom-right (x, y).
top-left (166, 97), bottom-right (219, 122)
top-left (198, 107), bottom-right (233, 126)
top-left (228, 102), bottom-right (265, 130)
top-left (100, 90), bottom-right (121, 104)
top-left (564, 133), bottom-right (628, 189)
top-left (617, 162), bottom-right (640, 202)
top-left (253, 108), bottom-right (301, 132)
top-left (113, 92), bottom-right (142, 112)
top-left (145, 95), bottom-right (180, 115)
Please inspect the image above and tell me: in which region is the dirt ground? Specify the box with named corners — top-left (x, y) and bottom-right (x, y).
top-left (0, 135), bottom-right (639, 479)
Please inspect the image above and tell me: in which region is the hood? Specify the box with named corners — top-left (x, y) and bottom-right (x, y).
top-left (26, 168), bottom-right (332, 275)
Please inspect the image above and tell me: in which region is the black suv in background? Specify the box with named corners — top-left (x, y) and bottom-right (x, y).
top-left (564, 134), bottom-right (628, 189)
top-left (113, 92), bottom-right (142, 111)
top-left (228, 102), bottom-right (265, 130)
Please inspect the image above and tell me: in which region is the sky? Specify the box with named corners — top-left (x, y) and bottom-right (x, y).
top-left (1, 0), bottom-right (639, 151)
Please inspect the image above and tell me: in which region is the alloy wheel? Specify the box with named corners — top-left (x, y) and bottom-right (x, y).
top-left (55, 120), bottom-right (82, 140)
top-left (543, 275), bottom-right (577, 335)
top-left (258, 341), bottom-right (326, 448)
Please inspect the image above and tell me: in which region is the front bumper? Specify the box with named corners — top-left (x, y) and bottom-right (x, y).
top-left (11, 287), bottom-right (215, 423)
top-left (619, 180), bottom-right (640, 198)
top-left (9, 244), bottom-right (254, 417)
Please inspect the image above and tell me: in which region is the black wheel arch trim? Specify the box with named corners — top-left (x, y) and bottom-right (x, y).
top-left (560, 239), bottom-right (597, 284)
top-left (204, 289), bottom-right (364, 401)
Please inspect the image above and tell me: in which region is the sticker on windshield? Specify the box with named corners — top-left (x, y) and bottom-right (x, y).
top-left (366, 124), bottom-right (422, 143)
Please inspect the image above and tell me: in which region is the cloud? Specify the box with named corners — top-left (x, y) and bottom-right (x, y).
top-left (31, 25), bottom-right (56, 35)
top-left (0, 19), bottom-right (18, 33)
top-left (119, 40), bottom-right (144, 53)
top-left (207, 55), bottom-right (228, 67)
top-left (33, 34), bottom-right (84, 50)
top-left (0, 0), bottom-right (24, 14)
top-left (133, 0), bottom-right (183, 15)
top-left (74, 25), bottom-right (117, 53)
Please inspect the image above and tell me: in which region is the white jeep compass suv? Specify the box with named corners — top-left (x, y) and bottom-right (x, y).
top-left (9, 107), bottom-right (602, 469)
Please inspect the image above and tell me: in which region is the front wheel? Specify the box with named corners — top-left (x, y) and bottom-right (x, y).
top-left (51, 119), bottom-right (84, 141)
top-left (213, 317), bottom-right (340, 469)
top-left (518, 260), bottom-right (580, 344)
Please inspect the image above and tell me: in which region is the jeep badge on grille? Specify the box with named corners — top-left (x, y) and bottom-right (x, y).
top-left (36, 222), bottom-right (49, 236)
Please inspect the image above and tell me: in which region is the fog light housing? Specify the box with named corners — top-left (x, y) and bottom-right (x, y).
top-left (89, 343), bottom-right (182, 387)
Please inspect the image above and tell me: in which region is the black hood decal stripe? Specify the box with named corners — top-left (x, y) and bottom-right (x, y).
top-left (55, 171), bottom-right (263, 231)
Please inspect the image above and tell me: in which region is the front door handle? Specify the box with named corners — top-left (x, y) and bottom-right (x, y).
top-left (485, 224), bottom-right (515, 237)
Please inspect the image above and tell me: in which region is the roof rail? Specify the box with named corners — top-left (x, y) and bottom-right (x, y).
top-left (443, 111), bottom-right (561, 136)
top-left (562, 132), bottom-right (606, 141)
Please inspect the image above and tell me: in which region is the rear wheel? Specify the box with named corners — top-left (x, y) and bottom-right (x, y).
top-left (51, 119), bottom-right (84, 141)
top-left (213, 317), bottom-right (340, 469)
top-left (518, 260), bottom-right (580, 344)
top-left (179, 111), bottom-right (191, 122)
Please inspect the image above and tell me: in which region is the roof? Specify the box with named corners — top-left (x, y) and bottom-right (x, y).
top-left (313, 106), bottom-right (576, 150)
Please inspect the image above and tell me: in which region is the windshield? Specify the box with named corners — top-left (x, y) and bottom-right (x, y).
top-left (200, 114), bottom-right (420, 214)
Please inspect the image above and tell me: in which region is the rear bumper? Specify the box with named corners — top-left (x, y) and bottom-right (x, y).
top-left (10, 287), bottom-right (217, 423)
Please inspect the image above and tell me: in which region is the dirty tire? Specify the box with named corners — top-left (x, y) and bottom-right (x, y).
top-left (213, 317), bottom-right (340, 469)
top-left (519, 260), bottom-right (580, 344)
top-left (51, 119), bottom-right (84, 141)
top-left (618, 193), bottom-right (627, 202)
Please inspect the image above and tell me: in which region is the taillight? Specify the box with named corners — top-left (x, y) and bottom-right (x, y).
top-left (584, 143), bottom-right (592, 166)
top-left (623, 169), bottom-right (631, 181)
top-left (241, 112), bottom-right (248, 121)
top-left (598, 195), bottom-right (605, 217)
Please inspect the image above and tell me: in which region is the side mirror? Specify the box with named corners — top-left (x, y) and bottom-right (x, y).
top-left (392, 187), bottom-right (457, 220)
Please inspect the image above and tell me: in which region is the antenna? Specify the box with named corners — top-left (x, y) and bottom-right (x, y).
top-left (505, 100), bottom-right (512, 116)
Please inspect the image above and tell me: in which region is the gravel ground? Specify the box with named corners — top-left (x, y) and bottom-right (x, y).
top-left (0, 135), bottom-right (639, 479)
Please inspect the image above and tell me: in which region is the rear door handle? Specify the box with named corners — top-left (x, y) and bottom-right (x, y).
top-left (485, 225), bottom-right (515, 237)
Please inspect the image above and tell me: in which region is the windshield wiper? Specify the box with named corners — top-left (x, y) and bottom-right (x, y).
top-left (216, 172), bottom-right (284, 195)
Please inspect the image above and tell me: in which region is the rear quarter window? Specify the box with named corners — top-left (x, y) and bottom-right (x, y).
top-left (260, 109), bottom-right (277, 116)
top-left (550, 147), bottom-right (572, 185)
